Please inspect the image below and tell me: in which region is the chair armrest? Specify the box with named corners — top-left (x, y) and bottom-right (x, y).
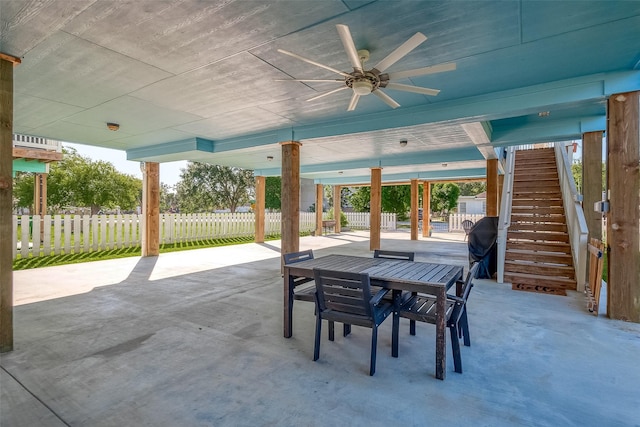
top-left (370, 288), bottom-right (390, 306)
top-left (446, 294), bottom-right (465, 304)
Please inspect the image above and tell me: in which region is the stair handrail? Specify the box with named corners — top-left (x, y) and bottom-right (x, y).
top-left (497, 146), bottom-right (517, 283)
top-left (554, 142), bottom-right (588, 291)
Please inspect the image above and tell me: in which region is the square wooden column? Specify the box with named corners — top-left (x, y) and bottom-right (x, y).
top-left (333, 185), bottom-right (341, 233)
top-left (370, 167), bottom-right (382, 251)
top-left (606, 92), bottom-right (639, 322)
top-left (141, 162), bottom-right (160, 257)
top-left (583, 131), bottom-right (604, 242)
top-left (315, 184), bottom-right (323, 236)
top-left (410, 179), bottom-right (419, 240)
top-left (1, 53), bottom-right (19, 353)
top-left (422, 181), bottom-right (431, 238)
top-left (255, 175), bottom-right (265, 243)
top-left (280, 141), bottom-right (301, 256)
top-left (486, 159), bottom-right (499, 217)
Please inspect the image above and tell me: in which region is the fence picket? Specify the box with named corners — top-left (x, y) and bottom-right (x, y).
top-left (54, 215), bottom-right (62, 255)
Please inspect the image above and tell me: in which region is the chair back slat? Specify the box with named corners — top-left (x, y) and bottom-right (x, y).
top-left (373, 249), bottom-right (415, 261)
top-left (459, 262), bottom-right (481, 302)
top-left (283, 249), bottom-right (314, 264)
top-left (314, 269), bottom-right (373, 319)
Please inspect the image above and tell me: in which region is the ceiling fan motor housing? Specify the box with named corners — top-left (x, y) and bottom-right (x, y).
top-left (346, 70), bottom-right (381, 95)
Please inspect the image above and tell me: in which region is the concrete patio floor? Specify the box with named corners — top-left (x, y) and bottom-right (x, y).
top-left (2, 230), bottom-right (639, 426)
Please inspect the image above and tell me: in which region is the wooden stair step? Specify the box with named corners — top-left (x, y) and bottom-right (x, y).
top-left (509, 222), bottom-right (567, 233)
top-left (508, 231), bottom-right (569, 243)
top-left (513, 189), bottom-right (561, 196)
top-left (511, 199), bottom-right (563, 208)
top-left (504, 260), bottom-right (575, 279)
top-left (504, 272), bottom-right (576, 290)
top-left (510, 214), bottom-right (566, 223)
top-left (506, 240), bottom-right (571, 253)
top-left (511, 208), bottom-right (565, 216)
top-left (506, 249), bottom-right (573, 264)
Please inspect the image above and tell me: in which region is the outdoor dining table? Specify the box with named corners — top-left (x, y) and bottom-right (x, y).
top-left (283, 254), bottom-right (464, 380)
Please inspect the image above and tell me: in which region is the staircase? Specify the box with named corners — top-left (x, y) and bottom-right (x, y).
top-left (504, 148), bottom-right (576, 296)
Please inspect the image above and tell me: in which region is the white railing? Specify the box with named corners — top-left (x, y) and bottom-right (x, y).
top-left (12, 212), bottom-right (320, 260)
top-left (449, 214), bottom-right (485, 231)
top-left (555, 142), bottom-right (589, 291)
top-left (12, 133), bottom-right (62, 152)
top-left (343, 212), bottom-right (397, 230)
top-left (497, 146), bottom-right (517, 283)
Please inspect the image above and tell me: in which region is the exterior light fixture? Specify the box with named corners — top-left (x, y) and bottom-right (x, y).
top-left (106, 122), bottom-right (120, 131)
top-left (538, 111), bottom-right (550, 117)
top-left (399, 139), bottom-right (408, 147)
top-left (442, 163), bottom-right (448, 167)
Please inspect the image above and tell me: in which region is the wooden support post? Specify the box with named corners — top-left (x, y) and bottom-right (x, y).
top-left (606, 92), bottom-right (640, 322)
top-left (33, 173), bottom-right (47, 242)
top-left (583, 131), bottom-right (604, 242)
top-left (422, 181), bottom-right (431, 238)
top-left (410, 179), bottom-right (419, 240)
top-left (315, 184), bottom-right (323, 236)
top-left (333, 185), bottom-right (341, 233)
top-left (281, 141), bottom-right (301, 256)
top-left (486, 159), bottom-right (499, 216)
top-left (0, 55), bottom-right (16, 352)
top-left (370, 167), bottom-right (382, 251)
top-left (255, 176), bottom-right (265, 243)
top-left (141, 162), bottom-right (160, 257)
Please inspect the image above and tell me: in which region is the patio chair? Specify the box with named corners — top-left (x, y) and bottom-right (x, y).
top-left (392, 262), bottom-right (480, 374)
top-left (462, 220), bottom-right (475, 241)
top-left (313, 269), bottom-right (393, 376)
top-left (283, 250), bottom-right (340, 340)
top-left (340, 249), bottom-right (416, 338)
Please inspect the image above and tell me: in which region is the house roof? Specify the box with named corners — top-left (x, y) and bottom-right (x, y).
top-left (2, 1), bottom-right (639, 184)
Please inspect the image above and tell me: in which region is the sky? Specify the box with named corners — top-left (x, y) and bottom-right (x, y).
top-left (64, 142), bottom-right (187, 187)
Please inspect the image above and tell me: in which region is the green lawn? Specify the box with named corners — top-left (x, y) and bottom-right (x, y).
top-left (12, 234), bottom-right (288, 270)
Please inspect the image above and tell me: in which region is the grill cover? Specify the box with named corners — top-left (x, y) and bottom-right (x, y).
top-left (468, 216), bottom-right (499, 279)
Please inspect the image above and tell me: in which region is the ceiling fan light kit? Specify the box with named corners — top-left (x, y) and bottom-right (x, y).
top-left (278, 24), bottom-right (456, 111)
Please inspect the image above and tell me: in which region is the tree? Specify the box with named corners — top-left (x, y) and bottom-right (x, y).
top-left (382, 185), bottom-right (411, 221)
top-left (348, 187), bottom-right (370, 212)
top-left (431, 182), bottom-right (460, 215)
top-left (13, 148), bottom-right (141, 214)
top-left (265, 176), bottom-right (281, 210)
top-left (457, 181), bottom-right (486, 196)
top-left (176, 162), bottom-right (254, 213)
top-left (160, 183), bottom-right (180, 213)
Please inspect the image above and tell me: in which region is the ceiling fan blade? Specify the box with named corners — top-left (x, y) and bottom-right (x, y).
top-left (336, 24), bottom-right (363, 73)
top-left (385, 82), bottom-right (440, 96)
top-left (347, 92), bottom-right (360, 111)
top-left (373, 32), bottom-right (427, 73)
top-left (307, 86), bottom-right (349, 102)
top-left (372, 89), bottom-right (400, 109)
top-left (387, 62), bottom-right (456, 80)
top-left (275, 79), bottom-right (344, 83)
top-left (278, 49), bottom-right (352, 78)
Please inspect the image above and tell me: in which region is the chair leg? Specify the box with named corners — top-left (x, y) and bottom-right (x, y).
top-left (449, 324), bottom-right (462, 373)
top-left (328, 321), bottom-right (335, 341)
top-left (460, 308), bottom-right (471, 347)
top-left (409, 320), bottom-right (416, 336)
top-left (370, 326), bottom-right (378, 376)
top-left (392, 310), bottom-right (399, 358)
top-left (343, 323), bottom-right (351, 337)
top-left (314, 315), bottom-right (322, 361)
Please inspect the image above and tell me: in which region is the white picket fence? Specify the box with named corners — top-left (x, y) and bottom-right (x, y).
top-left (12, 212), bottom-right (320, 260)
top-left (343, 212), bottom-right (396, 230)
top-left (448, 213), bottom-right (485, 231)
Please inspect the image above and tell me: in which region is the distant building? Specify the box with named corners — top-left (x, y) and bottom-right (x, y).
top-left (457, 191), bottom-right (486, 215)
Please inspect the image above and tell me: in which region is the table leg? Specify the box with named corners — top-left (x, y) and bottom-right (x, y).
top-left (435, 287), bottom-right (446, 380)
top-left (284, 267), bottom-right (293, 338)
top-left (391, 290), bottom-right (400, 357)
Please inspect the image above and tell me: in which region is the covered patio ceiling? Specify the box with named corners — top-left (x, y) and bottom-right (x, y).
top-left (2, 1), bottom-right (640, 184)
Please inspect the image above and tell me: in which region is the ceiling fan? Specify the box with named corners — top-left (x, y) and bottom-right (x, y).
top-left (277, 24), bottom-right (456, 111)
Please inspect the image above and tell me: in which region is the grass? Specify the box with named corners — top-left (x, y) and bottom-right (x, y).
top-left (13, 234), bottom-right (288, 270)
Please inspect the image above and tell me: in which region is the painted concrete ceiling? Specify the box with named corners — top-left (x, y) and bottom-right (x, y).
top-left (2, 1), bottom-right (639, 184)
